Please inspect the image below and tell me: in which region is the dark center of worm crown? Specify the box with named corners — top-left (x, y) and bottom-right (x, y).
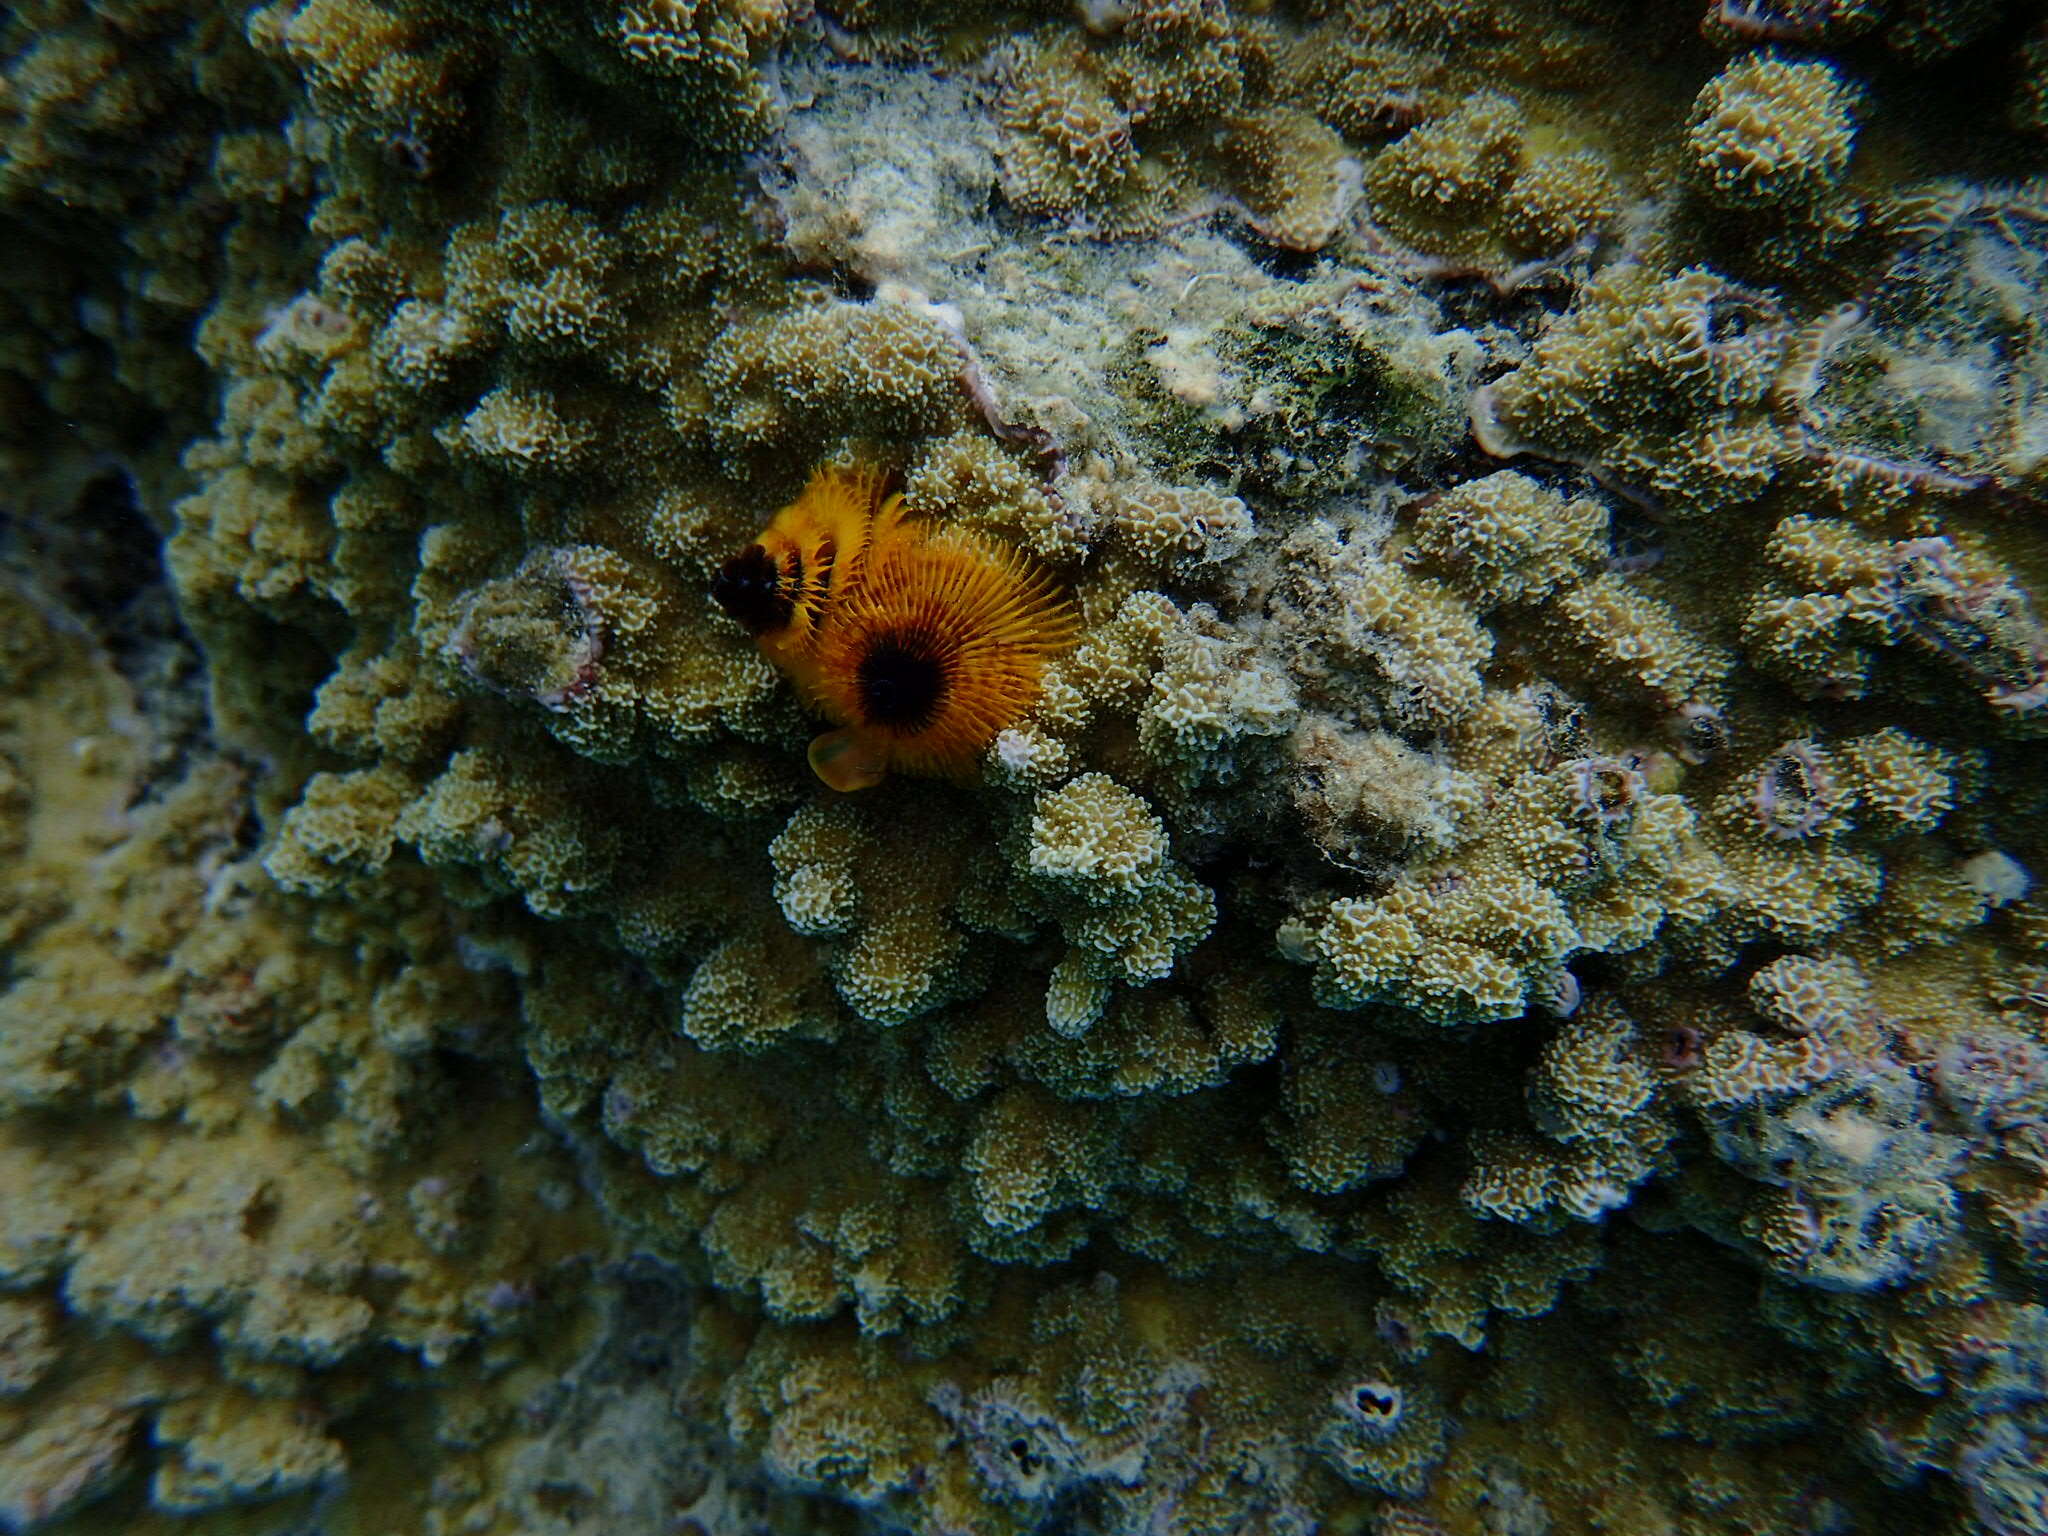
top-left (857, 634), bottom-right (947, 731)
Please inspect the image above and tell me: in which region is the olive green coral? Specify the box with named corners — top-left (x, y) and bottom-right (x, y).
top-left (1686, 52), bottom-right (1859, 211)
top-left (9, 0), bottom-right (2048, 1532)
top-left (1290, 761), bottom-right (1713, 1025)
top-left (1473, 263), bottom-right (1797, 518)
top-left (1361, 91), bottom-right (1619, 276)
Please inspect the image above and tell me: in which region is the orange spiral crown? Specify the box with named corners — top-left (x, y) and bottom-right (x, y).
top-left (712, 462), bottom-right (1077, 790)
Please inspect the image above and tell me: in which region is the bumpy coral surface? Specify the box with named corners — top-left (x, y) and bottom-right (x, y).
top-left (4, 0), bottom-right (2048, 1533)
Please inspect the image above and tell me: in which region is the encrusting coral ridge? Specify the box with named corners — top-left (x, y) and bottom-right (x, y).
top-left (2, 0), bottom-right (2047, 1533)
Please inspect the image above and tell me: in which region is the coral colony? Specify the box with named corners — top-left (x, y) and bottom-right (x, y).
top-left (1, 0), bottom-right (2047, 1533)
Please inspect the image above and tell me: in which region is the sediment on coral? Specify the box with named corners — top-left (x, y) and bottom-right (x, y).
top-left (4, 0), bottom-right (2047, 1532)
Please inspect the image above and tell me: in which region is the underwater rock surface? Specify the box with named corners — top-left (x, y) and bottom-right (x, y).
top-left (2, 1), bottom-right (2047, 1533)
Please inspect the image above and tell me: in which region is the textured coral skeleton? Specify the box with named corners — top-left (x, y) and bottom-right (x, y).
top-left (2, 0), bottom-right (2047, 1533)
